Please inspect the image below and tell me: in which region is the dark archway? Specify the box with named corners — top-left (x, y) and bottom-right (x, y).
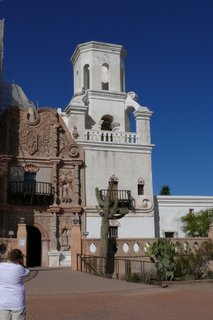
top-left (101, 115), bottom-right (113, 131)
top-left (26, 225), bottom-right (41, 267)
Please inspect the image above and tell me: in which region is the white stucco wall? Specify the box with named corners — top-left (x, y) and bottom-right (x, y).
top-left (87, 214), bottom-right (155, 239)
top-left (156, 195), bottom-right (213, 238)
top-left (83, 144), bottom-right (153, 209)
top-left (86, 92), bottom-right (126, 131)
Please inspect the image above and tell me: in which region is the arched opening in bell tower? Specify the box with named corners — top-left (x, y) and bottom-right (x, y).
top-left (83, 64), bottom-right (90, 90)
top-left (125, 107), bottom-right (136, 132)
top-left (101, 115), bottom-right (113, 131)
top-left (101, 63), bottom-right (109, 90)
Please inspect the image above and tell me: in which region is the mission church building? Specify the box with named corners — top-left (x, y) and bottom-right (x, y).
top-left (60, 40), bottom-right (213, 241)
top-left (1, 18), bottom-right (213, 267)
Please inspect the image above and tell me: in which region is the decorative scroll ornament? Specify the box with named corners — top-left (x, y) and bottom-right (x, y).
top-left (68, 145), bottom-right (79, 158)
top-left (127, 91), bottom-right (138, 101)
top-left (111, 122), bottom-right (120, 131)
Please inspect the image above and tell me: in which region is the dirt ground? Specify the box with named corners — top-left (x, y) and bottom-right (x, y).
top-left (25, 268), bottom-right (213, 320)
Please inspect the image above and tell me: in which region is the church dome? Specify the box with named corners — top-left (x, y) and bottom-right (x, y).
top-left (0, 82), bottom-right (35, 112)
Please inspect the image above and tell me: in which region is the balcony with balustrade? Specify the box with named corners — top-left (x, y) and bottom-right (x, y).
top-left (100, 189), bottom-right (135, 211)
top-left (8, 181), bottom-right (54, 206)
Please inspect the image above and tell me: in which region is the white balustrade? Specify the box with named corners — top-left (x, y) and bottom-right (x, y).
top-left (84, 130), bottom-right (140, 144)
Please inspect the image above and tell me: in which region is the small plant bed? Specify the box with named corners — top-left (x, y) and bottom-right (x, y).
top-left (146, 239), bottom-right (213, 284)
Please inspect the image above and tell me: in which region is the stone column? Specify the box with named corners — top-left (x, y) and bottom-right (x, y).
top-left (71, 215), bottom-right (81, 271)
top-left (48, 205), bottom-right (61, 267)
top-left (50, 211), bottom-right (58, 251)
top-left (41, 238), bottom-right (49, 267)
top-left (74, 165), bottom-right (80, 206)
top-left (17, 221), bottom-right (27, 264)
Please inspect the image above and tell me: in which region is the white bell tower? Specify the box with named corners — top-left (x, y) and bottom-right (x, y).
top-left (72, 41), bottom-right (126, 94)
top-left (66, 41), bottom-right (128, 133)
top-left (63, 41), bottom-right (155, 239)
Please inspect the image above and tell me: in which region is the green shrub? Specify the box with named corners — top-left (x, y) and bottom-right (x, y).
top-left (126, 272), bottom-right (142, 283)
top-left (181, 209), bottom-right (213, 237)
top-left (146, 238), bottom-right (176, 281)
top-left (175, 241), bottom-right (213, 279)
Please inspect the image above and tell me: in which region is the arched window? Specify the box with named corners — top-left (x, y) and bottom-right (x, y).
top-left (138, 178), bottom-right (144, 195)
top-left (83, 64), bottom-right (90, 90)
top-left (101, 63), bottom-right (109, 90)
top-left (101, 115), bottom-right (113, 131)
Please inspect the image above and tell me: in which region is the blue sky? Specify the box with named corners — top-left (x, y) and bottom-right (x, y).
top-left (1, 0), bottom-right (213, 196)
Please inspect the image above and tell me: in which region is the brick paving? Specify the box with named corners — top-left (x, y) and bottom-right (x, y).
top-left (25, 268), bottom-right (213, 320)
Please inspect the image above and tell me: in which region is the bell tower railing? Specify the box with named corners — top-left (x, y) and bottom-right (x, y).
top-left (84, 130), bottom-right (139, 144)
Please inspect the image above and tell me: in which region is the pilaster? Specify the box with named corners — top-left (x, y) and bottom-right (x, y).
top-left (71, 215), bottom-right (81, 271)
top-left (17, 221), bottom-right (27, 263)
top-left (134, 107), bottom-right (153, 145)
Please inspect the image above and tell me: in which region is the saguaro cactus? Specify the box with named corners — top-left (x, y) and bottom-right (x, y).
top-left (95, 183), bottom-right (128, 275)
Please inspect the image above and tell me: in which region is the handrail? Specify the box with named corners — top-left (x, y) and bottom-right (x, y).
top-left (77, 254), bottom-right (160, 284)
top-left (77, 254), bottom-right (105, 276)
top-left (100, 189), bottom-right (135, 209)
top-left (100, 189), bottom-right (132, 200)
top-left (9, 181), bottom-right (53, 196)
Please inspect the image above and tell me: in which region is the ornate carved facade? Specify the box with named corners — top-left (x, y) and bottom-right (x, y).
top-left (0, 106), bottom-right (85, 267)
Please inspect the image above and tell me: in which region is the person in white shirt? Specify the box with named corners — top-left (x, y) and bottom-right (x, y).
top-left (0, 248), bottom-right (30, 320)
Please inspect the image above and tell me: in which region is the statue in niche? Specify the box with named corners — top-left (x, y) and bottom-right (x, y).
top-left (59, 173), bottom-right (73, 204)
top-left (60, 229), bottom-right (70, 251)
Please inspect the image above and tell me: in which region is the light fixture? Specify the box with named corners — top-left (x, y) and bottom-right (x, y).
top-left (83, 231), bottom-right (89, 237)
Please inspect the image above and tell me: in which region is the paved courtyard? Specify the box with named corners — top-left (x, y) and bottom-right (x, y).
top-left (26, 268), bottom-right (213, 320)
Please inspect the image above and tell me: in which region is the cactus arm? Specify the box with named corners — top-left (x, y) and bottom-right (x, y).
top-left (96, 205), bottom-right (104, 217)
top-left (95, 187), bottom-right (104, 206)
top-left (103, 194), bottom-right (110, 212)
